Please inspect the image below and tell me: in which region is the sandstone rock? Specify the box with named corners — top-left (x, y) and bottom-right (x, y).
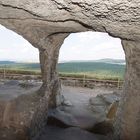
top-left (62, 99), bottom-right (73, 107)
top-left (47, 107), bottom-right (103, 131)
top-left (89, 97), bottom-right (106, 106)
top-left (0, 1), bottom-right (140, 139)
top-left (89, 92), bottom-right (121, 117)
top-left (33, 126), bottom-right (108, 140)
top-left (91, 120), bottom-right (114, 135)
top-left (89, 97), bottom-right (107, 117)
top-left (4, 80), bottom-right (20, 86)
top-left (0, 127), bottom-right (28, 140)
top-left (19, 81), bottom-right (36, 89)
top-left (0, 0), bottom-right (140, 41)
top-left (0, 91), bottom-right (42, 140)
top-left (106, 101), bottom-right (119, 120)
top-left (97, 92), bottom-right (121, 105)
top-left (47, 108), bottom-right (77, 128)
top-left (89, 92), bottom-right (121, 135)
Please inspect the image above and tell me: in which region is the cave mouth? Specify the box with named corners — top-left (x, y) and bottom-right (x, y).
top-left (45, 31), bottom-right (126, 137)
top-left (0, 24), bottom-right (44, 140)
top-left (0, 24), bottom-right (42, 99)
top-left (0, 24), bottom-right (39, 63)
top-left (0, 24), bottom-right (126, 139)
top-left (58, 31), bottom-right (125, 88)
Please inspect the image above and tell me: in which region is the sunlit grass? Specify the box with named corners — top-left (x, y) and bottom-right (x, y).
top-left (59, 71), bottom-right (123, 80)
top-left (0, 61), bottom-right (125, 80)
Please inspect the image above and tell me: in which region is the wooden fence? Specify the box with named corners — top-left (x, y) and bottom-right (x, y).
top-left (60, 76), bottom-right (123, 89)
top-left (0, 69), bottom-right (124, 89)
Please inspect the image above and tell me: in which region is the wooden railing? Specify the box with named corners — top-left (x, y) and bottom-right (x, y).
top-left (60, 76), bottom-right (123, 89)
top-left (0, 71), bottom-right (124, 89)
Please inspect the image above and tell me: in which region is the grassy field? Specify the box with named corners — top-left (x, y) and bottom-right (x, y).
top-left (58, 61), bottom-right (125, 80)
top-left (0, 60), bottom-right (125, 80)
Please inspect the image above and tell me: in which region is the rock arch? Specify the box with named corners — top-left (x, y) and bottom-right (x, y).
top-left (0, 1), bottom-right (140, 140)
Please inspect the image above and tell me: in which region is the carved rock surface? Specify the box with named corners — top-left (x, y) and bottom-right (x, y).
top-left (0, 81), bottom-right (42, 140)
top-left (0, 1), bottom-right (140, 140)
top-left (0, 0), bottom-right (140, 41)
top-left (33, 126), bottom-right (108, 140)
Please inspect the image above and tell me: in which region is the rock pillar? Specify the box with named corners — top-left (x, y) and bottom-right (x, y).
top-left (114, 40), bottom-right (140, 140)
top-left (29, 33), bottom-right (68, 138)
top-left (38, 34), bottom-right (68, 106)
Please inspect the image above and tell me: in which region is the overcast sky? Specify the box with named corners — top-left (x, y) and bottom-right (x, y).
top-left (0, 25), bottom-right (125, 62)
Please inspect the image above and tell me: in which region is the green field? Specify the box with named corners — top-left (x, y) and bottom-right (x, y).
top-left (0, 59), bottom-right (125, 80)
top-left (58, 61), bottom-right (125, 80)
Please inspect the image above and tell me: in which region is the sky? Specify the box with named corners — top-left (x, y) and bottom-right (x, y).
top-left (0, 25), bottom-right (125, 62)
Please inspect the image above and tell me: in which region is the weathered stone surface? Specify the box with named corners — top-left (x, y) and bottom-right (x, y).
top-left (113, 41), bottom-right (140, 140)
top-left (33, 126), bottom-right (108, 140)
top-left (91, 120), bottom-right (114, 135)
top-left (62, 99), bottom-right (73, 107)
top-left (46, 92), bottom-right (120, 136)
top-left (0, 1), bottom-right (140, 140)
top-left (0, 92), bottom-right (42, 140)
top-left (4, 80), bottom-right (20, 86)
top-left (89, 92), bottom-right (120, 135)
top-left (0, 0), bottom-right (140, 41)
top-left (47, 107), bottom-right (103, 130)
top-left (89, 92), bottom-right (121, 118)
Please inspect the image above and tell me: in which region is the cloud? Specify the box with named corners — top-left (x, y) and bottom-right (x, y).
top-left (0, 24), bottom-right (39, 62)
top-left (59, 32), bottom-right (124, 61)
top-left (0, 25), bottom-right (6, 30)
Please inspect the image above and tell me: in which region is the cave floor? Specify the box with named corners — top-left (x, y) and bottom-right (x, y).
top-left (0, 80), bottom-right (117, 140)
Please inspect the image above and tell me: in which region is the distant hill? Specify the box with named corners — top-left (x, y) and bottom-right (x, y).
top-left (0, 61), bottom-right (40, 70)
top-left (0, 59), bottom-right (125, 80)
top-left (57, 60), bottom-right (125, 80)
top-left (58, 61), bottom-right (125, 73)
top-left (94, 59), bottom-right (125, 64)
top-left (0, 61), bottom-right (15, 65)
top-left (0, 59), bottom-right (125, 65)
top-left (60, 59), bottom-right (125, 65)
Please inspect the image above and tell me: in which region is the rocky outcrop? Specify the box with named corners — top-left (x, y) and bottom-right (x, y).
top-left (0, 81), bottom-right (44, 140)
top-left (89, 92), bottom-right (121, 135)
top-left (113, 41), bottom-right (140, 140)
top-left (0, 93), bottom-right (41, 140)
top-left (89, 92), bottom-right (121, 119)
top-left (0, 1), bottom-right (140, 140)
top-left (47, 91), bottom-right (121, 136)
top-left (33, 126), bottom-right (108, 140)
top-left (0, 0), bottom-right (140, 41)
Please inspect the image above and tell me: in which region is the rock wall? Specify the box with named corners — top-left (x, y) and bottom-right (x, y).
top-left (113, 41), bottom-right (140, 140)
top-left (0, 0), bottom-right (140, 40)
top-left (0, 1), bottom-right (140, 140)
top-left (0, 92), bottom-right (42, 140)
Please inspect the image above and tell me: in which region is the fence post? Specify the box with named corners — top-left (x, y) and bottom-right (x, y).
top-left (3, 65), bottom-right (6, 80)
top-left (117, 78), bottom-right (120, 89)
top-left (83, 74), bottom-right (86, 87)
top-left (74, 79), bottom-right (76, 87)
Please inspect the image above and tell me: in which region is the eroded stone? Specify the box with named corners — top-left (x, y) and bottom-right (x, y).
top-left (0, 1), bottom-right (140, 140)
